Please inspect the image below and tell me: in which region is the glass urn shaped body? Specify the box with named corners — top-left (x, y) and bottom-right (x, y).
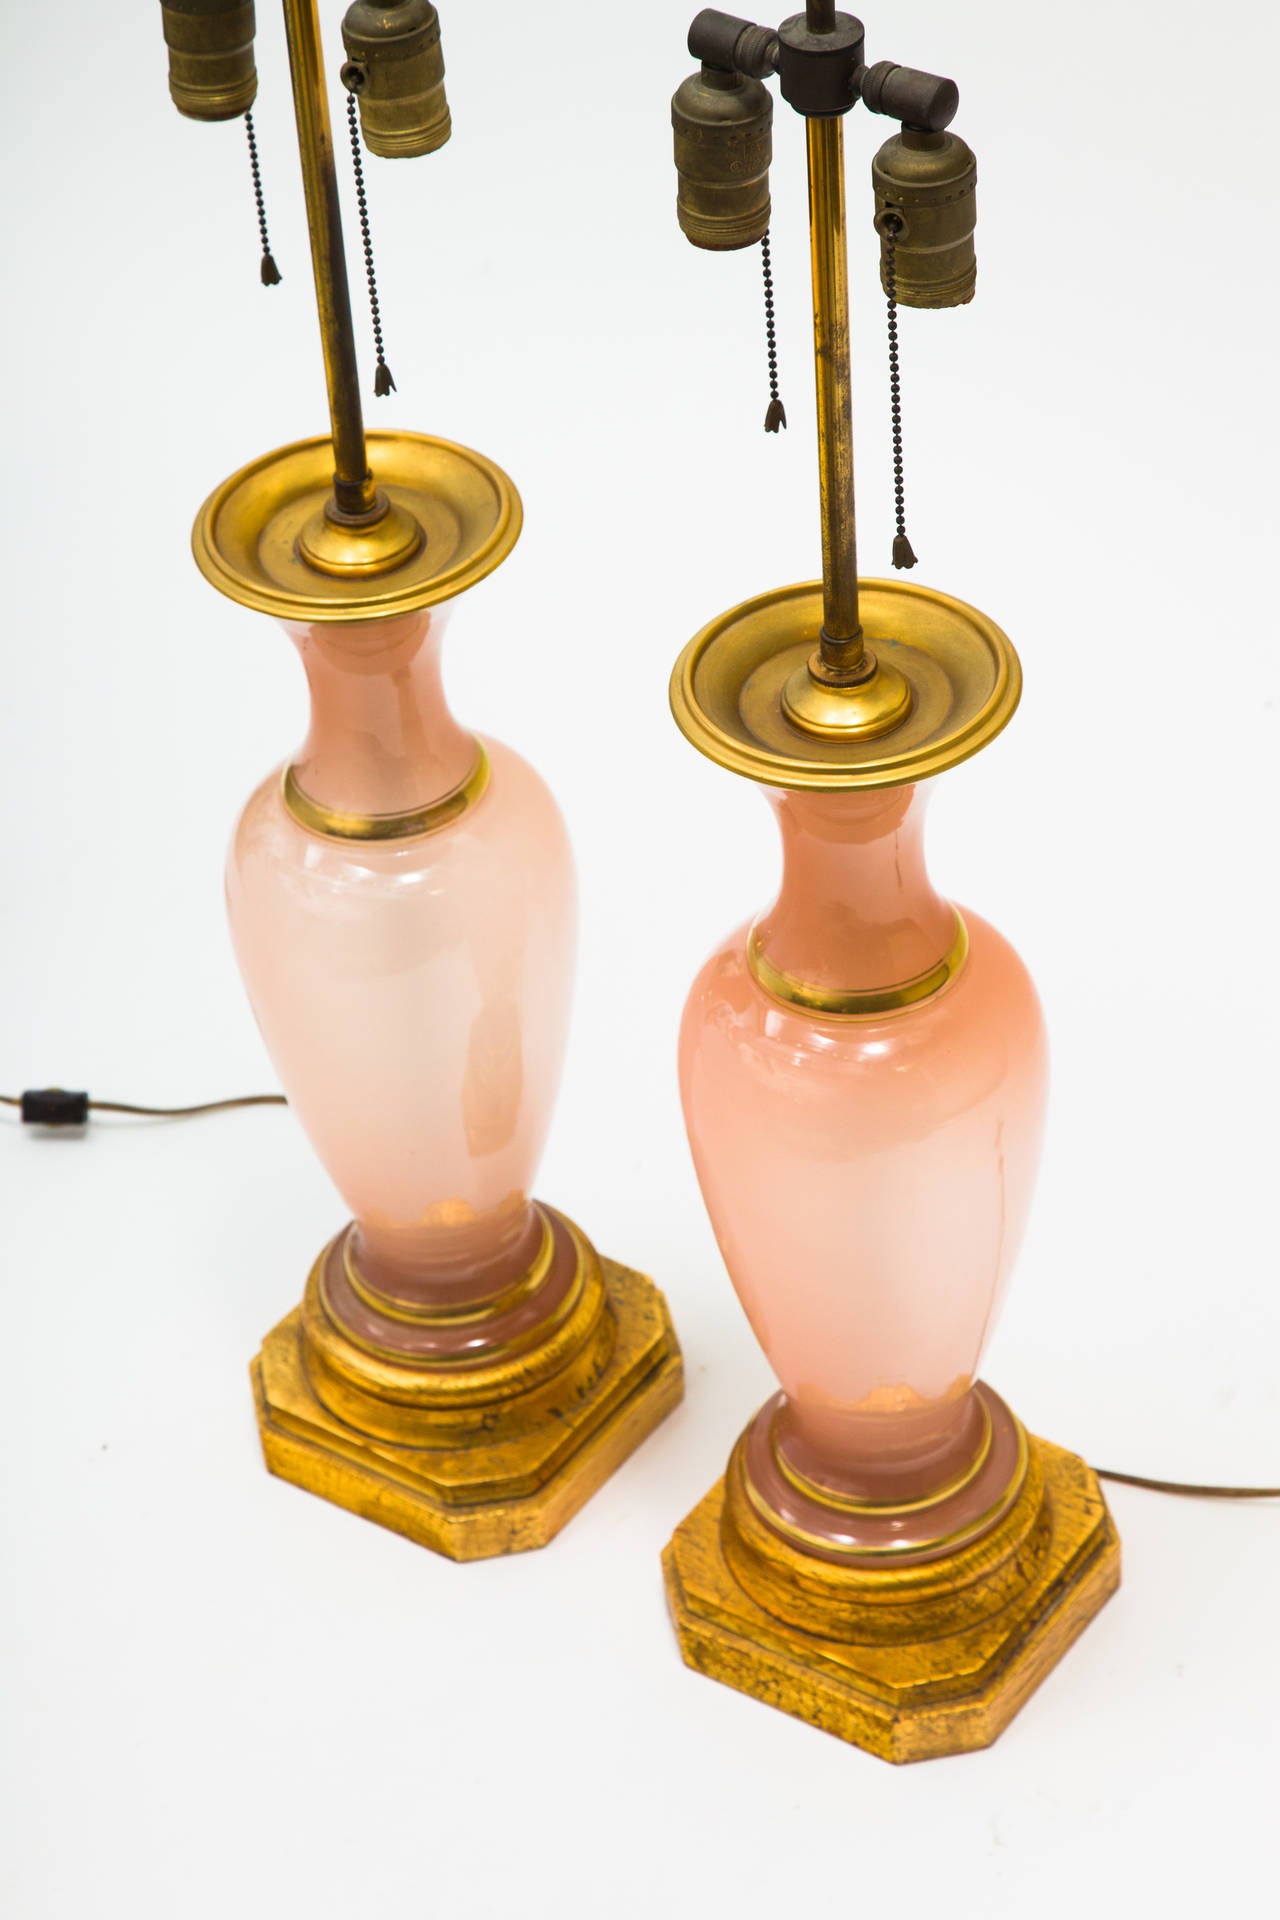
top-left (209, 441), bottom-right (681, 1564)
top-left (229, 608), bottom-right (576, 1310)
top-left (680, 778), bottom-right (1048, 1548)
top-left (662, 577), bottom-right (1119, 1763)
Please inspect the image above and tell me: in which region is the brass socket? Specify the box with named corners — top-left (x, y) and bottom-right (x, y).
top-left (341, 0), bottom-right (450, 158)
top-left (672, 65), bottom-right (772, 252)
top-left (872, 127), bottom-right (977, 309)
top-left (161, 0), bottom-right (258, 121)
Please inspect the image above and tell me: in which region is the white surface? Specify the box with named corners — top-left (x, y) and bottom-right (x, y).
top-left (2, 2), bottom-right (1278, 1914)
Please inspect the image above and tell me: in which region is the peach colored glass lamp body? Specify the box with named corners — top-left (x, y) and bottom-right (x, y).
top-left (229, 600), bottom-right (681, 1560)
top-left (679, 780), bottom-right (1048, 1557)
top-left (228, 607), bottom-right (572, 1303)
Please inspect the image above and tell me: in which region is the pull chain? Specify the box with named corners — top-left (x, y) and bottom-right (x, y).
top-left (345, 89), bottom-right (395, 397)
top-left (761, 229), bottom-right (786, 433)
top-left (883, 219), bottom-right (916, 569)
top-left (244, 109), bottom-right (281, 287)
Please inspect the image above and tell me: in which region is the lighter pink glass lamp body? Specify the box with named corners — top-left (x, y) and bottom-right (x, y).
top-left (680, 780), bottom-right (1048, 1555)
top-left (228, 608), bottom-right (573, 1307)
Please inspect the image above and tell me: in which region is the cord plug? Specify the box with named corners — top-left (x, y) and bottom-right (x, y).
top-left (18, 1088), bottom-right (90, 1127)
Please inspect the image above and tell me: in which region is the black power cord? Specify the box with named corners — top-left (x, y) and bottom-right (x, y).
top-left (1, 1087), bottom-right (286, 1125)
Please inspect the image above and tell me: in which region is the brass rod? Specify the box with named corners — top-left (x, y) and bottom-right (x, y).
top-left (806, 0), bottom-right (837, 32)
top-left (280, 0), bottom-right (378, 518)
top-left (805, 114), bottom-right (863, 661)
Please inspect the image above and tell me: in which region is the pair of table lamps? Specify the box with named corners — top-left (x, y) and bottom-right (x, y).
top-left (158, 0), bottom-right (1119, 1764)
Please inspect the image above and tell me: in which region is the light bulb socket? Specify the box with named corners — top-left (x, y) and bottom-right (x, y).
top-left (872, 127), bottom-right (977, 309)
top-left (161, 0), bottom-right (258, 122)
top-left (341, 0), bottom-right (451, 159)
top-left (672, 64), bottom-right (773, 252)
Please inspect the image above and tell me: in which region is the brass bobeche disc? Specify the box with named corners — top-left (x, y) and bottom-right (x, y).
top-left (671, 578), bottom-right (1021, 791)
top-left (192, 430), bottom-right (522, 623)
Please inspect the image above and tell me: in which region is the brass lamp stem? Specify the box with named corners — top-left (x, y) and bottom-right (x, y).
top-left (281, 0), bottom-right (379, 520)
top-left (805, 114), bottom-right (863, 668)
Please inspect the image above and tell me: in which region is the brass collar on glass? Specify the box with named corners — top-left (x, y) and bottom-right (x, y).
top-left (342, 1209), bottom-right (556, 1328)
top-left (284, 741), bottom-right (490, 842)
top-left (748, 907), bottom-right (968, 1018)
top-left (770, 1397), bottom-right (993, 1518)
top-left (744, 1421), bottom-right (1030, 1562)
top-left (670, 578), bottom-right (1021, 792)
top-left (193, 430), bottom-right (522, 623)
top-left (295, 494), bottom-right (426, 578)
top-left (781, 648), bottom-right (914, 742)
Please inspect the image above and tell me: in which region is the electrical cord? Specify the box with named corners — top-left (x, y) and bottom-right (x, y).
top-left (1, 1087), bottom-right (286, 1124)
top-left (3, 1084), bottom-right (1277, 1502)
top-left (1092, 1468), bottom-right (1279, 1499)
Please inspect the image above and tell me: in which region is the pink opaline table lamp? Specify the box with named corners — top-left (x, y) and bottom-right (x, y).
top-left (661, 4), bottom-right (1118, 1760)
top-left (161, 0), bottom-right (681, 1559)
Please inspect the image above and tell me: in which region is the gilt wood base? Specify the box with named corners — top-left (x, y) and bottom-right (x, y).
top-left (253, 1253), bottom-right (682, 1562)
top-left (663, 1433), bottom-right (1120, 1764)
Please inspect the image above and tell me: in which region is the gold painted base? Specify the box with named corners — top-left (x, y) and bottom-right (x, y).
top-left (663, 1431), bottom-right (1119, 1764)
top-left (253, 1248), bottom-right (683, 1562)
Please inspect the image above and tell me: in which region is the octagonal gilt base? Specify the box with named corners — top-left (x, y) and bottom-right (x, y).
top-left (663, 1432), bottom-right (1119, 1764)
top-left (253, 1243), bottom-right (682, 1562)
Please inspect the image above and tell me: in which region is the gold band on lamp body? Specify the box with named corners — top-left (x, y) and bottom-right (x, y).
top-left (747, 1416), bottom-right (1025, 1562)
top-left (341, 1210), bottom-right (557, 1328)
top-left (283, 741), bottom-right (491, 842)
top-left (770, 1391), bottom-right (995, 1520)
top-left (748, 907), bottom-right (969, 1018)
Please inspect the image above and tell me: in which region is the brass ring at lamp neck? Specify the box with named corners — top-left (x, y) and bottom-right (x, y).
top-left (747, 907), bottom-right (968, 1018)
top-left (295, 492), bottom-right (426, 578)
top-left (781, 647), bottom-right (913, 742)
top-left (742, 1420), bottom-right (1030, 1562)
top-left (283, 741), bottom-right (490, 842)
top-left (342, 1209), bottom-right (556, 1327)
top-left (769, 1397), bottom-right (993, 1518)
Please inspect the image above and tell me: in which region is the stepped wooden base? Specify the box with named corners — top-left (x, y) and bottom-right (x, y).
top-left (663, 1431), bottom-right (1120, 1764)
top-left (253, 1236), bottom-right (682, 1561)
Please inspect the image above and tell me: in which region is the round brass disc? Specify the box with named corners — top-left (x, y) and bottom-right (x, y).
top-left (295, 494), bottom-right (425, 578)
top-left (781, 648), bottom-right (913, 741)
top-left (670, 578), bottom-right (1022, 791)
top-left (192, 430), bottom-right (522, 623)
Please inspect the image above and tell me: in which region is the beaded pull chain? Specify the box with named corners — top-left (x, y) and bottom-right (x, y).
top-left (244, 110), bottom-right (281, 286)
top-left (761, 229), bottom-right (786, 433)
top-left (345, 89), bottom-right (395, 396)
top-left (882, 218), bottom-right (917, 569)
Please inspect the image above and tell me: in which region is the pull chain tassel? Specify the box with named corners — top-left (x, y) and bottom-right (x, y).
top-left (884, 221), bottom-right (916, 569)
top-left (761, 229), bottom-right (786, 433)
top-left (244, 110), bottom-right (281, 286)
top-left (346, 91), bottom-right (395, 397)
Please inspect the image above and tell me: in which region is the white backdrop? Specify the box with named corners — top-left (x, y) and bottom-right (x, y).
top-left (2, 2), bottom-right (1277, 1914)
